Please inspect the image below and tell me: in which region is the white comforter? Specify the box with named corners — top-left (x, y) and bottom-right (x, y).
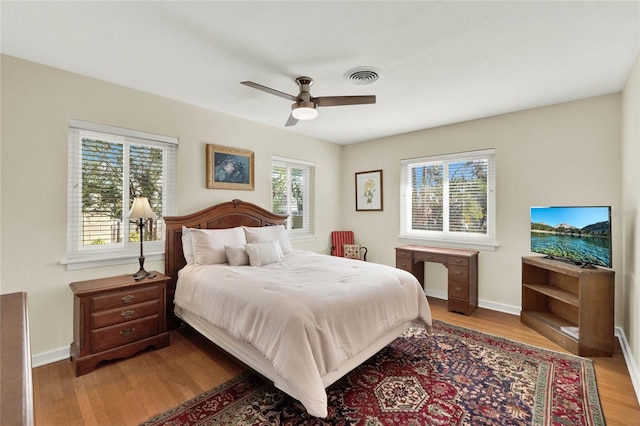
top-left (174, 250), bottom-right (432, 418)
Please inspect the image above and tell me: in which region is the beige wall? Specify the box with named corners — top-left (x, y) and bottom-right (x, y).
top-left (341, 95), bottom-right (623, 315)
top-left (0, 55), bottom-right (342, 359)
top-left (622, 52), bottom-right (640, 388)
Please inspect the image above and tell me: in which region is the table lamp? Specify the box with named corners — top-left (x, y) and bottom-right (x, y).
top-left (127, 195), bottom-right (157, 278)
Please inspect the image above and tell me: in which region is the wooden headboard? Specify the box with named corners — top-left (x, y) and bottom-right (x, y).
top-left (163, 199), bottom-right (288, 327)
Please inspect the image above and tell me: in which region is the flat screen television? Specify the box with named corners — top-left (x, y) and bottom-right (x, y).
top-left (530, 206), bottom-right (612, 268)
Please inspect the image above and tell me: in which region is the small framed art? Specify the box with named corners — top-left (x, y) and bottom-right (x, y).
top-left (355, 169), bottom-right (383, 211)
top-left (206, 144), bottom-right (255, 190)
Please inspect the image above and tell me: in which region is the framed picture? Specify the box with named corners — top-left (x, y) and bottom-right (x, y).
top-left (355, 169), bottom-right (383, 211)
top-left (206, 144), bottom-right (255, 190)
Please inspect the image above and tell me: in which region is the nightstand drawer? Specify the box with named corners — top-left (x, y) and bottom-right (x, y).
top-left (91, 315), bottom-right (159, 353)
top-left (91, 286), bottom-right (159, 312)
top-left (91, 300), bottom-right (160, 329)
top-left (448, 265), bottom-right (469, 283)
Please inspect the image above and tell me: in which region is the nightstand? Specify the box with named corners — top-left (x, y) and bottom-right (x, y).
top-left (69, 272), bottom-right (170, 376)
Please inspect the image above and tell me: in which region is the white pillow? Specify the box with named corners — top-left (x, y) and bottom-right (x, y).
top-left (190, 227), bottom-right (246, 265)
top-left (181, 226), bottom-right (195, 264)
top-left (245, 241), bottom-right (284, 267)
top-left (243, 225), bottom-right (293, 254)
top-left (225, 244), bottom-right (249, 266)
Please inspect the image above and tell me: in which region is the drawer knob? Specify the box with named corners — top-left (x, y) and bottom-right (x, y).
top-left (426, 255), bottom-right (433, 259)
top-left (120, 328), bottom-right (136, 337)
top-left (455, 287), bottom-right (463, 292)
top-left (454, 271), bottom-right (462, 276)
top-left (121, 310), bottom-right (134, 319)
top-left (122, 295), bottom-right (135, 304)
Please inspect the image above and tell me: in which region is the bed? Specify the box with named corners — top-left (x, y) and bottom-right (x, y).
top-left (164, 199), bottom-right (432, 418)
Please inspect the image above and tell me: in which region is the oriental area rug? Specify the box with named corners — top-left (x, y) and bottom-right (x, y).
top-left (141, 320), bottom-right (604, 426)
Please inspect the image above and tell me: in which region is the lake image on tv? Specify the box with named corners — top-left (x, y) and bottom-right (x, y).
top-left (531, 233), bottom-right (610, 267)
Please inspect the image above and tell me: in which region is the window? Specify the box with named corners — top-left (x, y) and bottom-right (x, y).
top-left (271, 156), bottom-right (315, 238)
top-left (65, 120), bottom-right (177, 268)
top-left (400, 149), bottom-right (495, 249)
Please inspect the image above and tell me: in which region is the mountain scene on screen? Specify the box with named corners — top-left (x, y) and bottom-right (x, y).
top-left (531, 220), bottom-right (611, 267)
top-left (531, 221), bottom-right (610, 237)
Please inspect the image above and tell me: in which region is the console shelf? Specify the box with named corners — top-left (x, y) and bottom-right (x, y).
top-left (522, 283), bottom-right (579, 306)
top-left (520, 256), bottom-right (614, 357)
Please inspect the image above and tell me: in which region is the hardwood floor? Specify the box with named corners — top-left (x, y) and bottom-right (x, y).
top-left (33, 297), bottom-right (640, 425)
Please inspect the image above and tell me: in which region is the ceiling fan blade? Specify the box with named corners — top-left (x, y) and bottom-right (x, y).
top-left (285, 113), bottom-right (298, 127)
top-left (241, 81), bottom-right (298, 102)
top-left (315, 95), bottom-right (376, 107)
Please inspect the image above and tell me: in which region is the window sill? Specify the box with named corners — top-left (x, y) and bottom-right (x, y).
top-left (289, 233), bottom-right (316, 243)
top-left (398, 236), bottom-right (499, 252)
top-left (61, 251), bottom-right (164, 271)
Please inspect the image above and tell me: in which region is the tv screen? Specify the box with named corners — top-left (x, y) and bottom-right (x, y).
top-left (530, 206), bottom-right (612, 268)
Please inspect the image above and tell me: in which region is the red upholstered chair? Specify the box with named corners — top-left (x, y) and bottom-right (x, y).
top-left (330, 231), bottom-right (368, 261)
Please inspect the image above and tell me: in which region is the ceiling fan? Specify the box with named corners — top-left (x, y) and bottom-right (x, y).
top-left (241, 77), bottom-right (376, 127)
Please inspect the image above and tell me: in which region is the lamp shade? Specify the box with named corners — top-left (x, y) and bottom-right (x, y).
top-left (127, 196), bottom-right (157, 220)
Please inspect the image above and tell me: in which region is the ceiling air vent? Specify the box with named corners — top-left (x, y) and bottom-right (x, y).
top-left (344, 67), bottom-right (381, 85)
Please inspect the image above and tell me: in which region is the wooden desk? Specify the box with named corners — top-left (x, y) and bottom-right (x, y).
top-left (396, 245), bottom-right (479, 315)
top-left (1, 292), bottom-right (34, 425)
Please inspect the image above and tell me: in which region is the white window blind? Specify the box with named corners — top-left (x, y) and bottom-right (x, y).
top-left (272, 156), bottom-right (315, 238)
top-left (65, 119), bottom-right (177, 268)
top-left (400, 149), bottom-right (496, 248)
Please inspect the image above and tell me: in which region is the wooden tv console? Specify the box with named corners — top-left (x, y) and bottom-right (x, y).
top-left (520, 256), bottom-right (614, 357)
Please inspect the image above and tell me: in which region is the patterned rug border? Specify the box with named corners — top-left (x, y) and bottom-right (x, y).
top-left (140, 372), bottom-right (261, 425)
top-left (141, 319), bottom-right (605, 425)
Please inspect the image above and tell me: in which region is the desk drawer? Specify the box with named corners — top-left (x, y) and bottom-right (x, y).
top-left (448, 265), bottom-right (469, 283)
top-left (448, 298), bottom-right (471, 315)
top-left (396, 258), bottom-right (412, 271)
top-left (91, 315), bottom-right (159, 353)
top-left (91, 300), bottom-right (160, 329)
top-left (448, 256), bottom-right (469, 267)
top-left (395, 250), bottom-right (413, 260)
top-left (414, 252), bottom-right (447, 264)
top-left (448, 281), bottom-right (469, 299)
top-left (91, 286), bottom-right (159, 312)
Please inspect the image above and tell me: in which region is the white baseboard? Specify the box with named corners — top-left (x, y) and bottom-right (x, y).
top-left (615, 326), bottom-right (640, 405)
top-left (32, 346), bottom-right (70, 368)
top-left (423, 289), bottom-right (448, 300)
top-left (477, 299), bottom-right (520, 316)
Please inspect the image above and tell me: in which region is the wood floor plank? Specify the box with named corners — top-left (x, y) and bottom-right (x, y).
top-left (32, 297), bottom-right (639, 425)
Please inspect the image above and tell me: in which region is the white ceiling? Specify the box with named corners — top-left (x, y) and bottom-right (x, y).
top-left (2, 1), bottom-right (639, 144)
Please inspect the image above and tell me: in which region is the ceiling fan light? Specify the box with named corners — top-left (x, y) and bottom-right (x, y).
top-left (291, 106), bottom-right (318, 120)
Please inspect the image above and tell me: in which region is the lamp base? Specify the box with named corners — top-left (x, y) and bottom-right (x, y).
top-left (133, 256), bottom-right (155, 280)
top-left (133, 268), bottom-right (151, 279)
